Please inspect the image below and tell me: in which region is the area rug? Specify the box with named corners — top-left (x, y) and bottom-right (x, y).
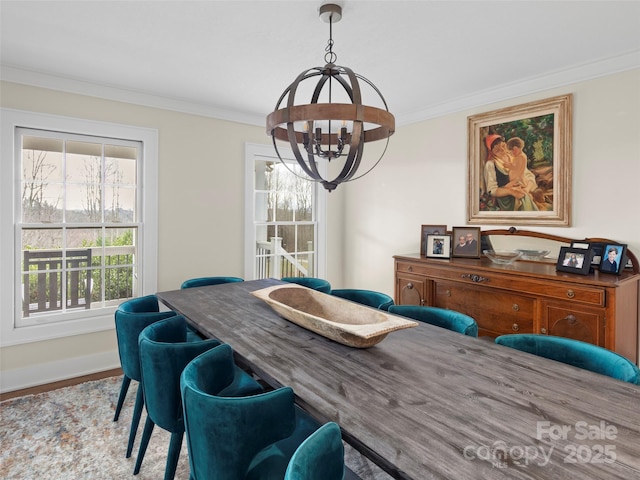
top-left (0, 376), bottom-right (391, 479)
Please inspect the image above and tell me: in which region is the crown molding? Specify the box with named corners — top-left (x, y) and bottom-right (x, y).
top-left (2, 49), bottom-right (638, 127)
top-left (0, 64), bottom-right (266, 126)
top-left (397, 50), bottom-right (640, 126)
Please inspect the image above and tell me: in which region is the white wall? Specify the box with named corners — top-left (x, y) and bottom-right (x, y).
top-left (1, 68), bottom-right (639, 390)
top-left (340, 70), bottom-right (640, 296)
top-left (0, 82), bottom-right (310, 390)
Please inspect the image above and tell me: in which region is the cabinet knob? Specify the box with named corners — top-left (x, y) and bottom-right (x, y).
top-left (512, 323), bottom-right (520, 332)
top-left (406, 283), bottom-right (414, 289)
top-left (445, 290), bottom-right (451, 297)
top-left (512, 304), bottom-right (520, 312)
top-left (408, 266), bottom-right (413, 272)
top-left (566, 289), bottom-right (575, 298)
top-left (564, 314), bottom-right (577, 325)
top-left (541, 328), bottom-right (547, 334)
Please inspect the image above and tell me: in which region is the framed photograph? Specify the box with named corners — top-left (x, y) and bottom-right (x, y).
top-left (452, 226), bottom-right (481, 258)
top-left (556, 247), bottom-right (592, 275)
top-left (572, 241), bottom-right (604, 265)
top-left (420, 224), bottom-right (447, 257)
top-left (467, 94), bottom-right (572, 226)
top-left (599, 243), bottom-right (627, 275)
top-left (570, 242), bottom-right (590, 250)
top-left (426, 234), bottom-right (451, 259)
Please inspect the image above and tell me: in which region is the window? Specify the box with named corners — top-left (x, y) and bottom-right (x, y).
top-left (1, 109), bottom-right (158, 346)
top-left (19, 129), bottom-right (140, 325)
top-left (244, 143), bottom-right (326, 280)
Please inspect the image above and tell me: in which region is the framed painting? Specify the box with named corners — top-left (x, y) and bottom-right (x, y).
top-left (426, 234), bottom-right (451, 259)
top-left (452, 226), bottom-right (481, 258)
top-left (467, 94), bottom-right (572, 226)
top-left (420, 224), bottom-right (447, 257)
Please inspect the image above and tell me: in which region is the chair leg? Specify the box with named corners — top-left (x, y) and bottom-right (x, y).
top-left (126, 386), bottom-right (145, 458)
top-left (164, 431), bottom-right (184, 480)
top-left (133, 416), bottom-right (155, 475)
top-left (113, 375), bottom-right (132, 422)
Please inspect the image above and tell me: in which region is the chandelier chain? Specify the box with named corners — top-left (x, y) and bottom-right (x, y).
top-left (324, 14), bottom-right (337, 64)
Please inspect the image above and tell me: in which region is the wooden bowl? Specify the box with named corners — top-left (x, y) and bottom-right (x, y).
top-left (251, 284), bottom-right (417, 348)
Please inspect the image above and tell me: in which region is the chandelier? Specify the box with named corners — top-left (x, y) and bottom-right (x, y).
top-left (266, 3), bottom-right (395, 192)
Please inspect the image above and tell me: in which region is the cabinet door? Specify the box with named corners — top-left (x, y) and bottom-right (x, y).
top-left (434, 281), bottom-right (534, 337)
top-left (541, 303), bottom-right (605, 347)
top-left (396, 274), bottom-right (426, 306)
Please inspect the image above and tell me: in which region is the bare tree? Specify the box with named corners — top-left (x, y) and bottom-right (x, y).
top-left (21, 149), bottom-right (60, 222)
top-left (82, 157), bottom-right (121, 222)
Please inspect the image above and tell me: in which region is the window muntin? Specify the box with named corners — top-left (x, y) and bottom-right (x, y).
top-left (246, 144), bottom-right (326, 281)
top-left (18, 128), bottom-right (141, 326)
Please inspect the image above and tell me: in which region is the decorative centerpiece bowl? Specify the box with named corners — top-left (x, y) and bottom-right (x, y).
top-left (483, 250), bottom-right (523, 265)
top-left (516, 249), bottom-right (552, 260)
top-left (251, 284), bottom-right (418, 348)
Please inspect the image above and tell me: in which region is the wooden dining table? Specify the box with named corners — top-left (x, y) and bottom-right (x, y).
top-left (157, 278), bottom-right (640, 480)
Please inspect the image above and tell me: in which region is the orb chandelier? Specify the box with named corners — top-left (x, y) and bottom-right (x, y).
top-left (266, 3), bottom-right (395, 192)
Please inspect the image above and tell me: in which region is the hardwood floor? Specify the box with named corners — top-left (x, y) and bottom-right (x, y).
top-left (0, 368), bottom-right (123, 402)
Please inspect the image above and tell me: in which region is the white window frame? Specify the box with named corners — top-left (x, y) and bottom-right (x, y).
top-left (0, 108), bottom-right (159, 346)
top-left (244, 142), bottom-right (327, 280)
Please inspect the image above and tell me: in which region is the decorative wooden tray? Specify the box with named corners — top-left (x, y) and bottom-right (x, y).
top-left (251, 284), bottom-right (418, 348)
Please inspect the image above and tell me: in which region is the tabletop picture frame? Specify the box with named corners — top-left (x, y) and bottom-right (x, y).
top-left (556, 246), bottom-right (592, 275)
top-left (467, 94), bottom-right (572, 226)
top-left (420, 224), bottom-right (447, 257)
top-left (452, 226), bottom-right (481, 258)
top-left (599, 243), bottom-right (627, 275)
top-left (425, 234), bottom-right (451, 259)
top-left (572, 241), bottom-right (604, 265)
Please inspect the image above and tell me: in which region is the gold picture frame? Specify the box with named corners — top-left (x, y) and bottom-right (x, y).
top-left (467, 94), bottom-right (572, 226)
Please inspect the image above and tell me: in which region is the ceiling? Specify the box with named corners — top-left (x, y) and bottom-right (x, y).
top-left (1, 1), bottom-right (639, 127)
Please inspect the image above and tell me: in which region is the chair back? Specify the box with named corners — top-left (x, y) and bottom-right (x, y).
top-left (388, 305), bottom-right (478, 337)
top-left (330, 289), bottom-right (394, 310)
top-left (282, 277), bottom-right (331, 294)
top-left (181, 276), bottom-right (244, 289)
top-left (181, 345), bottom-right (297, 479)
top-left (495, 334), bottom-right (640, 384)
top-left (115, 294), bottom-right (177, 381)
top-left (285, 422), bottom-right (345, 480)
top-left (139, 316), bottom-right (224, 433)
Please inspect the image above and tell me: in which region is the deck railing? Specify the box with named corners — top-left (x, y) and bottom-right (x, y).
top-left (22, 246), bottom-right (136, 317)
top-left (256, 237), bottom-right (313, 279)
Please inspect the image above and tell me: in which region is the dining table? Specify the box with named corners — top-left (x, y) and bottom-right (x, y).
top-left (157, 278), bottom-right (640, 480)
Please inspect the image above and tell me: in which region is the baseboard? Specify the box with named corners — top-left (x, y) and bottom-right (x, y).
top-left (0, 350), bottom-right (120, 394)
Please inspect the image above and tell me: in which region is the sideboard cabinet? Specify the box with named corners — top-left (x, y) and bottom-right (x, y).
top-left (394, 247), bottom-right (639, 363)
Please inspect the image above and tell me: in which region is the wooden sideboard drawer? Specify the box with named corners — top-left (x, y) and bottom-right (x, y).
top-left (518, 282), bottom-right (604, 306)
top-left (434, 281), bottom-right (534, 336)
top-left (402, 262), bottom-right (605, 306)
top-left (396, 261), bottom-right (432, 276)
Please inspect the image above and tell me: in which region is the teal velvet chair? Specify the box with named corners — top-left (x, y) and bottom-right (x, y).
top-left (284, 422), bottom-right (345, 480)
top-left (114, 294), bottom-right (178, 458)
top-left (388, 305), bottom-right (478, 337)
top-left (495, 334), bottom-right (640, 384)
top-left (181, 276), bottom-right (244, 289)
top-left (135, 316), bottom-right (263, 480)
top-left (281, 277), bottom-right (332, 294)
top-left (330, 288), bottom-right (394, 311)
top-left (180, 344), bottom-right (324, 480)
